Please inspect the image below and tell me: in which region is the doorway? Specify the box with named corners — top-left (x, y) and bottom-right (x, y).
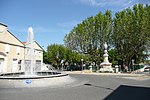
top-left (12, 58), bottom-right (18, 72)
top-left (0, 58), bottom-right (4, 73)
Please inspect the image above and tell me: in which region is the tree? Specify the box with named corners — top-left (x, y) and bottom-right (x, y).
top-left (44, 44), bottom-right (87, 68)
top-left (46, 44), bottom-right (66, 68)
top-left (43, 51), bottom-right (50, 64)
top-left (64, 10), bottom-right (113, 64)
top-left (112, 4), bottom-right (150, 66)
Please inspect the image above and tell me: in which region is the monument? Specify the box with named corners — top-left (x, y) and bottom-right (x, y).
top-left (99, 42), bottom-right (114, 72)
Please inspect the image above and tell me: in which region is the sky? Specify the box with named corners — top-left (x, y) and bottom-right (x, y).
top-left (0, 0), bottom-right (150, 50)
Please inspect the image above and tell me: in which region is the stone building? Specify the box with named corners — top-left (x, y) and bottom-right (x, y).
top-left (23, 41), bottom-right (43, 72)
top-left (0, 23), bottom-right (43, 73)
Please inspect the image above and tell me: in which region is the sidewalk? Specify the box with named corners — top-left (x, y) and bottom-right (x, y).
top-left (64, 71), bottom-right (150, 81)
top-left (64, 71), bottom-right (143, 76)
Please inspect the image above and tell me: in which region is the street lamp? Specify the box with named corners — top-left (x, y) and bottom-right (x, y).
top-left (132, 59), bottom-right (134, 71)
top-left (61, 60), bottom-right (64, 71)
top-left (81, 58), bottom-right (84, 72)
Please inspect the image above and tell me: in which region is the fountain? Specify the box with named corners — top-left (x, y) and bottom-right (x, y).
top-left (99, 42), bottom-right (114, 73)
top-left (0, 27), bottom-right (87, 88)
top-left (26, 27), bottom-right (34, 75)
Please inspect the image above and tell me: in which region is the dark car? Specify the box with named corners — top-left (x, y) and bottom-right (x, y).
top-left (66, 65), bottom-right (82, 71)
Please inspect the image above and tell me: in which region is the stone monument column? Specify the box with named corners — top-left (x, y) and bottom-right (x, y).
top-left (99, 42), bottom-right (114, 72)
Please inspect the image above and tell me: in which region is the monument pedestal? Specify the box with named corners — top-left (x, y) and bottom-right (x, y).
top-left (99, 62), bottom-right (114, 72)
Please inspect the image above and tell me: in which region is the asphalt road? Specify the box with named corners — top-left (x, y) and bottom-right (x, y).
top-left (0, 74), bottom-right (150, 100)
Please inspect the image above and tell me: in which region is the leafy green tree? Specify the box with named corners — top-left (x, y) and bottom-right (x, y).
top-left (43, 51), bottom-right (50, 64)
top-left (46, 44), bottom-right (66, 68)
top-left (108, 49), bottom-right (122, 65)
top-left (64, 10), bottom-right (113, 65)
top-left (112, 4), bottom-right (150, 66)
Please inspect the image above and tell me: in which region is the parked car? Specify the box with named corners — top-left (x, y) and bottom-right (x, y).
top-left (66, 65), bottom-right (82, 71)
top-left (144, 67), bottom-right (150, 72)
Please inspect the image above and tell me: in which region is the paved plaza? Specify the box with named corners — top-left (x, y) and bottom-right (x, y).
top-left (0, 73), bottom-right (150, 100)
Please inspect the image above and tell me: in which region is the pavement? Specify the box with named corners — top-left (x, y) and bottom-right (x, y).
top-left (0, 72), bottom-right (150, 100)
top-left (64, 71), bottom-right (150, 81)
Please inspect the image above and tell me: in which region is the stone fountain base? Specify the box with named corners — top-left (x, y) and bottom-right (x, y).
top-left (99, 62), bottom-right (114, 73)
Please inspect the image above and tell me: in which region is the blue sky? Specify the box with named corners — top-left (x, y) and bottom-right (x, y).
top-left (0, 0), bottom-right (149, 50)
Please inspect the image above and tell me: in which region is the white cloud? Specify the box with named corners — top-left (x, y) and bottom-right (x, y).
top-left (9, 26), bottom-right (51, 34)
top-left (79, 0), bottom-right (135, 8)
top-left (9, 24), bottom-right (73, 38)
top-left (80, 0), bottom-right (104, 6)
top-left (34, 27), bottom-right (71, 35)
top-left (57, 20), bottom-right (81, 29)
top-left (122, 0), bottom-right (133, 8)
top-left (34, 27), bottom-right (52, 33)
top-left (78, 0), bottom-right (150, 13)
top-left (33, 21), bottom-right (81, 34)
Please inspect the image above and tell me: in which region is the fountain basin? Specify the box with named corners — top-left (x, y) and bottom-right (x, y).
top-left (0, 72), bottom-right (80, 88)
top-left (0, 71), bottom-right (65, 79)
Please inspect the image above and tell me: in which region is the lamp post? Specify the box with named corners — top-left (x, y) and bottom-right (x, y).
top-left (61, 60), bottom-right (64, 71)
top-left (56, 53), bottom-right (58, 70)
top-left (132, 59), bottom-right (134, 71)
top-left (81, 58), bottom-right (84, 72)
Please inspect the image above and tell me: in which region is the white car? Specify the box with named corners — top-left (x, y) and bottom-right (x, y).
top-left (144, 67), bottom-right (150, 72)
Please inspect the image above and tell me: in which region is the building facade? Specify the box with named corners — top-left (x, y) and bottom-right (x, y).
top-left (0, 23), bottom-right (43, 73)
top-left (23, 41), bottom-right (43, 72)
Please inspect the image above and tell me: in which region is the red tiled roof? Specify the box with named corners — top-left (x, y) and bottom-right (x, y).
top-left (22, 42), bottom-right (27, 44)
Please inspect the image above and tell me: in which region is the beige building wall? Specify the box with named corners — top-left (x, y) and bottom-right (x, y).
top-left (0, 23), bottom-right (25, 73)
top-left (0, 23), bottom-right (44, 73)
top-left (24, 41), bottom-right (43, 71)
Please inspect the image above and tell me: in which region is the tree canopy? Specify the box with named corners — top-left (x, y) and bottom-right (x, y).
top-left (44, 4), bottom-right (150, 68)
top-left (112, 4), bottom-right (150, 66)
top-left (63, 4), bottom-right (150, 67)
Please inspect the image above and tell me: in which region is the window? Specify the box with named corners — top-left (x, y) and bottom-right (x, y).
top-left (16, 47), bottom-right (20, 55)
top-left (5, 44), bottom-right (10, 53)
